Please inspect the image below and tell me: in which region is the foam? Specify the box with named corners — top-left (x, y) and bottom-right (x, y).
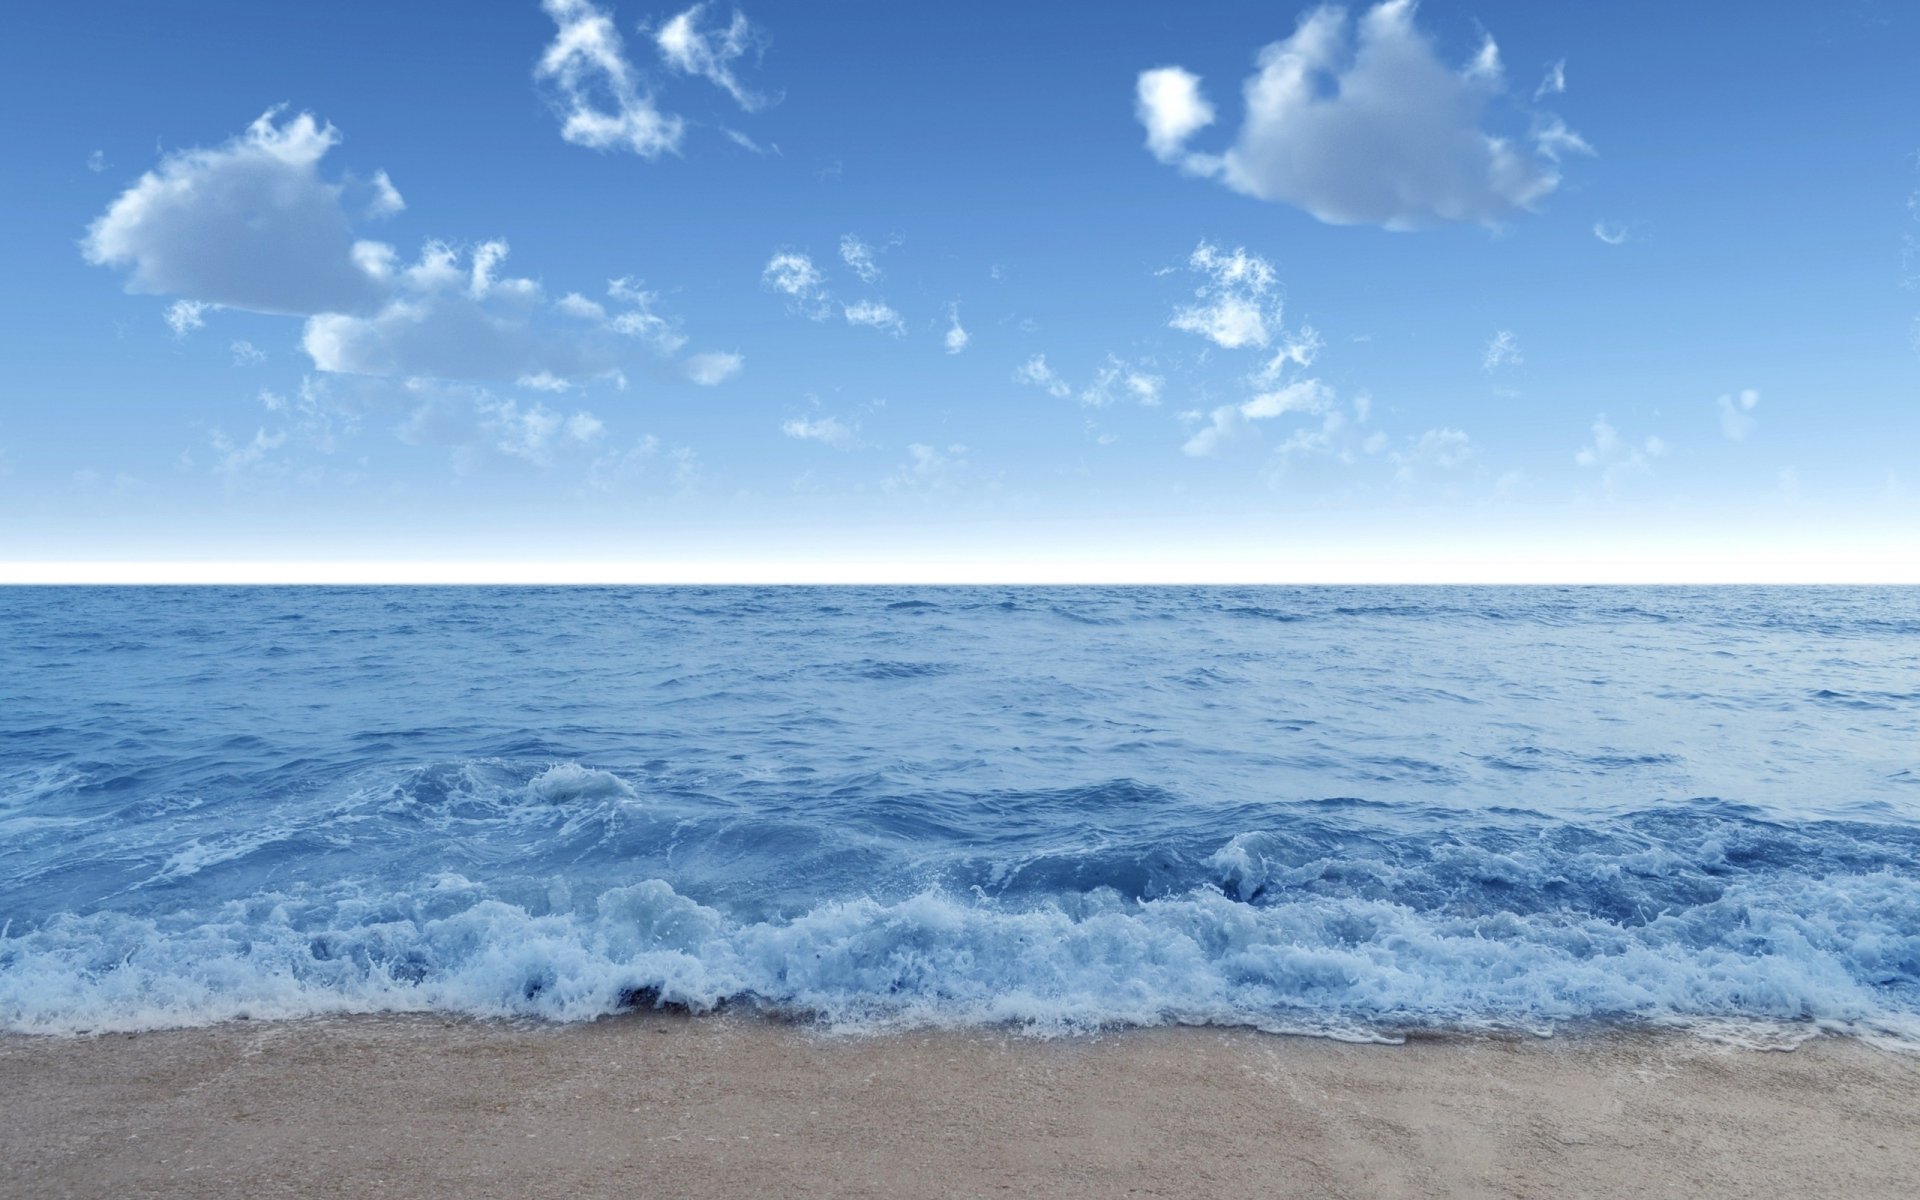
top-left (4, 871), bottom-right (1917, 1045)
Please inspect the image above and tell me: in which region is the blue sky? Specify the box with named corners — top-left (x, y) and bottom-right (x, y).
top-left (3, 0), bottom-right (1917, 580)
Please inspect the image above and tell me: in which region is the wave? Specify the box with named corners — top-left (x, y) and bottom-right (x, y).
top-left (5, 855), bottom-right (1916, 1043)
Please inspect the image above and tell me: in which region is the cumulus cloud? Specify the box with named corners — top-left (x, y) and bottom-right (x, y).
top-left (781, 415), bottom-right (858, 448)
top-left (302, 242), bottom-right (677, 383)
top-left (683, 350), bottom-right (743, 384)
top-left (1717, 388), bottom-right (1759, 441)
top-left (944, 305), bottom-right (970, 354)
top-left (164, 299), bottom-right (212, 337)
top-left (536, 0), bottom-right (685, 158)
top-left (1169, 241), bottom-right (1282, 350)
top-left (398, 381), bottom-right (609, 472)
top-left (843, 299), bottom-right (905, 336)
top-left (366, 169), bottom-right (406, 218)
top-left (83, 109), bottom-right (389, 315)
top-left (1137, 1), bottom-right (1582, 229)
top-left (1014, 354), bottom-right (1072, 399)
top-left (655, 3), bottom-right (768, 110)
top-left (1136, 67), bottom-right (1216, 163)
top-left (1482, 329), bottom-right (1521, 371)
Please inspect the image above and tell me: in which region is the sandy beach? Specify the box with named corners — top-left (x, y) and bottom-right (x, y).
top-left (2, 1015), bottom-right (1915, 1199)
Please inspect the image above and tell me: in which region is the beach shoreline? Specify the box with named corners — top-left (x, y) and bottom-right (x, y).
top-left (4, 1013), bottom-right (1917, 1199)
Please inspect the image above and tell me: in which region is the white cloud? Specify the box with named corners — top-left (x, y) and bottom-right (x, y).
top-left (1136, 67), bottom-right (1216, 163)
top-left (1531, 116), bottom-right (1594, 163)
top-left (782, 415), bottom-right (858, 448)
top-left (1014, 354), bottom-right (1071, 399)
top-left (518, 371), bottom-right (573, 392)
top-left (1138, 1), bottom-right (1578, 229)
top-left (1593, 221), bottom-right (1629, 246)
top-left (1079, 356), bottom-right (1164, 407)
top-left (1182, 406), bottom-right (1251, 457)
top-left (1169, 241), bottom-right (1282, 350)
top-left (655, 3), bottom-right (768, 111)
top-left (1534, 59), bottom-right (1566, 100)
top-left (683, 350), bottom-right (743, 385)
top-left (762, 250), bottom-right (830, 317)
top-left (86, 150), bottom-right (108, 173)
top-left (1717, 388), bottom-right (1759, 441)
top-left (399, 382), bottom-right (608, 472)
top-left (839, 233), bottom-right (884, 283)
top-left (944, 305), bottom-right (970, 354)
top-left (1482, 329), bottom-right (1521, 371)
top-left (84, 109), bottom-right (389, 315)
top-left (536, 0), bottom-right (684, 158)
top-left (1576, 414), bottom-right (1668, 489)
top-left (1240, 378), bottom-right (1333, 419)
top-left (230, 339), bottom-right (267, 366)
top-left (302, 241), bottom-right (656, 382)
top-left (165, 299), bottom-right (211, 337)
top-left (885, 442), bottom-right (968, 492)
top-left (844, 300), bottom-right (905, 336)
top-left (366, 169), bottom-right (406, 218)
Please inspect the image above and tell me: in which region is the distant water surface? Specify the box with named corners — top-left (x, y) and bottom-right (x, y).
top-left (2, 586), bottom-right (1917, 1043)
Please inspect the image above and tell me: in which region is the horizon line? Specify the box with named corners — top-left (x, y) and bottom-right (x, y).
top-left (4, 558), bottom-right (1918, 586)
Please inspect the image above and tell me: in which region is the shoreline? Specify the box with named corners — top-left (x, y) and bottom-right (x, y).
top-left (5, 1013), bottom-right (1918, 1198)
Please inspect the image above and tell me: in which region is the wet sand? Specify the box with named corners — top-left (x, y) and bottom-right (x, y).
top-left (3, 1014), bottom-right (1917, 1199)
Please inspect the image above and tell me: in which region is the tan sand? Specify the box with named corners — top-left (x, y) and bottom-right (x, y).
top-left (3, 1014), bottom-right (1917, 1199)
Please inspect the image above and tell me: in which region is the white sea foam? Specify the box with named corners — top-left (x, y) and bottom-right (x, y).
top-left (3, 875), bottom-right (1917, 1046)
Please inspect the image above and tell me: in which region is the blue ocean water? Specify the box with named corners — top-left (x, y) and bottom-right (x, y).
top-left (2, 586), bottom-right (1918, 1043)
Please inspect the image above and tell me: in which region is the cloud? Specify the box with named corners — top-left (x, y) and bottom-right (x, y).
top-left (1482, 329), bottom-right (1521, 371)
top-left (398, 381), bottom-right (609, 472)
top-left (782, 415), bottom-right (858, 449)
top-left (1593, 221), bottom-right (1629, 246)
top-left (944, 305), bottom-right (970, 354)
top-left (1014, 354), bottom-right (1071, 399)
top-left (366, 170), bottom-right (406, 218)
top-left (302, 241), bottom-right (667, 383)
top-left (762, 250), bottom-right (830, 317)
top-left (1534, 59), bottom-right (1566, 101)
top-left (885, 442), bottom-right (968, 492)
top-left (655, 4), bottom-right (768, 111)
top-left (231, 340), bottom-right (267, 366)
top-left (1183, 381), bottom-right (1337, 457)
top-left (1169, 241), bottom-right (1281, 349)
top-left (1136, 67), bottom-right (1216, 162)
top-left (683, 350), bottom-right (743, 385)
top-left (1390, 427), bottom-right (1473, 482)
top-left (1079, 356), bottom-right (1164, 407)
top-left (1717, 388), bottom-right (1759, 441)
top-left (839, 234), bottom-right (884, 283)
top-left (1137, 1), bottom-right (1580, 229)
top-left (86, 150), bottom-right (108, 173)
top-left (1576, 414), bottom-right (1668, 490)
top-left (536, 0), bottom-right (685, 158)
top-left (165, 299), bottom-right (212, 337)
top-left (83, 108), bottom-right (389, 316)
top-left (844, 300), bottom-right (905, 336)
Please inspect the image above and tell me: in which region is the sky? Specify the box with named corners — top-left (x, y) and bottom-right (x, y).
top-left (2, 0), bottom-right (1917, 582)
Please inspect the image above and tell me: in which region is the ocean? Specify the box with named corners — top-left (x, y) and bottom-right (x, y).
top-left (2, 585), bottom-right (1917, 1044)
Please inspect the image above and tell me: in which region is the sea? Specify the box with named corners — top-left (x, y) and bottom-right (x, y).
top-left (2, 585), bottom-right (1917, 1046)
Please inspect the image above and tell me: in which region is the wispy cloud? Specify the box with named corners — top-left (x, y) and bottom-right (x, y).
top-left (654, 4), bottom-right (769, 111)
top-left (1716, 388), bottom-right (1759, 440)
